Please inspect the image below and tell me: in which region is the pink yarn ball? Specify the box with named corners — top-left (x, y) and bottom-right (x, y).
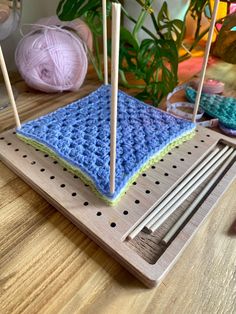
top-left (15, 27), bottom-right (88, 93)
top-left (35, 16), bottom-right (93, 51)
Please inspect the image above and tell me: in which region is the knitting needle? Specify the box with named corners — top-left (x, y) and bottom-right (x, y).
top-left (110, 3), bottom-right (121, 194)
top-left (0, 45), bottom-right (21, 129)
top-left (192, 0), bottom-right (220, 123)
top-left (102, 0), bottom-right (108, 85)
top-left (162, 149), bottom-right (236, 245)
top-left (149, 147), bottom-right (234, 233)
top-left (127, 146), bottom-right (220, 240)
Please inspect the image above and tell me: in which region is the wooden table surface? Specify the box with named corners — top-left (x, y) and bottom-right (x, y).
top-left (0, 69), bottom-right (236, 314)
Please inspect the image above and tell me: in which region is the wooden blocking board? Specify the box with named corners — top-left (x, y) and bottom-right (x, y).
top-left (0, 126), bottom-right (235, 287)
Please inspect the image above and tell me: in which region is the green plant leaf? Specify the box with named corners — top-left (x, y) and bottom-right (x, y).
top-left (120, 27), bottom-right (139, 51)
top-left (57, 0), bottom-right (207, 106)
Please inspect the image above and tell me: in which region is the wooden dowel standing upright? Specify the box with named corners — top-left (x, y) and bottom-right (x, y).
top-left (192, 0), bottom-right (220, 123)
top-left (102, 0), bottom-right (108, 85)
top-left (0, 45), bottom-right (21, 129)
top-left (110, 3), bottom-right (121, 194)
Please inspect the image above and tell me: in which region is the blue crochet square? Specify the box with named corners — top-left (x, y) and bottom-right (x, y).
top-left (17, 85), bottom-right (195, 204)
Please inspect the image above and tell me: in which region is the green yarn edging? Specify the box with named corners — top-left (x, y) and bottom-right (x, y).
top-left (17, 130), bottom-right (195, 206)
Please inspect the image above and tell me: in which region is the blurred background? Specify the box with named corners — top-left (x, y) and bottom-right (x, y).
top-left (1, 0), bottom-right (216, 70)
top-left (1, 0), bottom-right (58, 70)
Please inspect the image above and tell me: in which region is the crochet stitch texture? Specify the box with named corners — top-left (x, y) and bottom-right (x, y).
top-left (186, 86), bottom-right (236, 130)
top-left (17, 85), bottom-right (195, 204)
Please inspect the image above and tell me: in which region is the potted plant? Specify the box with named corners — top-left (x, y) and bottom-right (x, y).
top-left (57, 0), bottom-right (224, 106)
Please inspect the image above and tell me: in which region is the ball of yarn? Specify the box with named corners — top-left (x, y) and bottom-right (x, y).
top-left (15, 26), bottom-right (88, 93)
top-left (34, 16), bottom-right (93, 51)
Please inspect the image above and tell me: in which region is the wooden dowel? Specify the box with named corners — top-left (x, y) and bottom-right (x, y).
top-left (149, 147), bottom-right (234, 233)
top-left (102, 0), bottom-right (108, 85)
top-left (162, 150), bottom-right (236, 245)
top-left (145, 147), bottom-right (220, 229)
top-left (0, 45), bottom-right (21, 129)
top-left (110, 3), bottom-right (121, 194)
top-left (127, 147), bottom-right (222, 240)
top-left (192, 0), bottom-right (220, 123)
top-left (146, 146), bottom-right (229, 230)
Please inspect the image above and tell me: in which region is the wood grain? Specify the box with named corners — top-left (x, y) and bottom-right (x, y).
top-left (1, 116), bottom-right (235, 287)
top-left (0, 68), bottom-right (236, 312)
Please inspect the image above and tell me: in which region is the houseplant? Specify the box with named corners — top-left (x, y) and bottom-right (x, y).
top-left (57, 0), bottom-right (222, 106)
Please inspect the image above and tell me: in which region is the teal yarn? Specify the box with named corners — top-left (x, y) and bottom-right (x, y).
top-left (186, 86), bottom-right (236, 130)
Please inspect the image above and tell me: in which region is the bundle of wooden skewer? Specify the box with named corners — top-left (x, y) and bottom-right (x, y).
top-left (127, 144), bottom-right (236, 244)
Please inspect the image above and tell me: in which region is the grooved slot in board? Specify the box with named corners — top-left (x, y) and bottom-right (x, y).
top-left (127, 145), bottom-right (235, 264)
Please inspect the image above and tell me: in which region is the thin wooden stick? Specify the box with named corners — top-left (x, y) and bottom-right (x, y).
top-left (127, 146), bottom-right (222, 240)
top-left (192, 0), bottom-right (220, 123)
top-left (146, 145), bottom-right (229, 230)
top-left (149, 147), bottom-right (234, 233)
top-left (102, 0), bottom-right (108, 85)
top-left (145, 148), bottom-right (221, 229)
top-left (110, 3), bottom-right (121, 194)
top-left (0, 45), bottom-right (21, 129)
top-left (162, 150), bottom-right (236, 245)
